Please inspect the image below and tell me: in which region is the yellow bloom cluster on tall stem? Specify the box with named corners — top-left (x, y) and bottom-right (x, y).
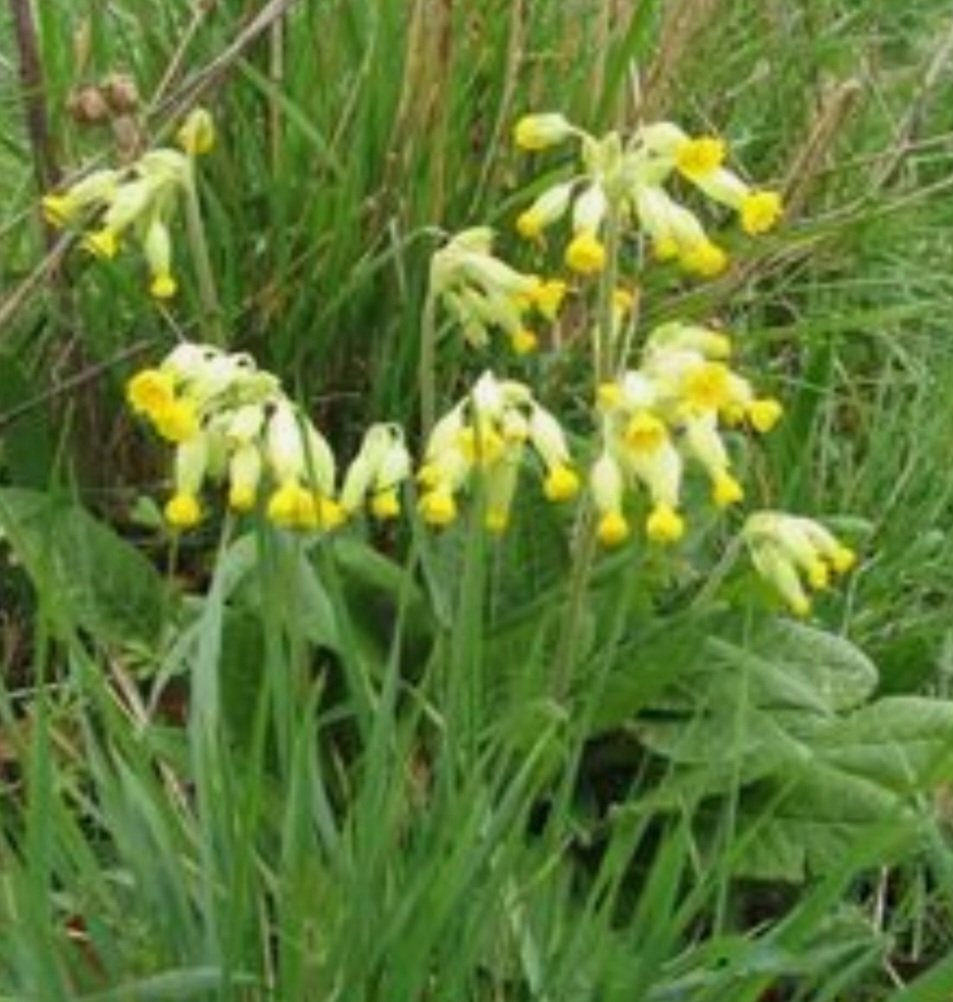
top-left (43, 108), bottom-right (215, 301)
top-left (507, 109), bottom-right (855, 625)
top-left (127, 343), bottom-right (411, 532)
top-left (417, 371), bottom-right (579, 534)
top-left (512, 112), bottom-right (783, 282)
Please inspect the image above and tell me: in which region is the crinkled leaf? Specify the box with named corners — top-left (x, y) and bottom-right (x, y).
top-left (0, 487), bottom-right (167, 648)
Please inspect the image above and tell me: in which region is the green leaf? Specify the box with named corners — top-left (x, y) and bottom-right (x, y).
top-left (732, 764), bottom-right (917, 882)
top-left (816, 696), bottom-right (953, 793)
top-left (0, 488), bottom-right (168, 648)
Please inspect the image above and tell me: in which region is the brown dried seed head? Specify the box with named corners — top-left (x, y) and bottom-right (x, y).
top-left (101, 73), bottom-right (140, 114)
top-left (67, 85), bottom-right (110, 125)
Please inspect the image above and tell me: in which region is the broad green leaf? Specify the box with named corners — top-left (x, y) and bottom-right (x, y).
top-left (732, 763), bottom-right (917, 882)
top-left (0, 487), bottom-right (167, 648)
top-left (817, 696), bottom-right (953, 793)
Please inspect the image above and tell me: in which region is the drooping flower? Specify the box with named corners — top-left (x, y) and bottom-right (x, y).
top-left (588, 321), bottom-right (783, 546)
top-left (513, 111), bottom-right (783, 279)
top-left (127, 343), bottom-right (354, 533)
top-left (429, 228), bottom-right (565, 354)
top-left (41, 107), bottom-right (215, 299)
top-left (417, 371), bottom-right (579, 532)
top-left (743, 512), bottom-right (857, 615)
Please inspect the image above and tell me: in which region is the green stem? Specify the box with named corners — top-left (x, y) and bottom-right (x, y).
top-left (419, 287), bottom-right (437, 438)
top-left (552, 201), bottom-right (625, 701)
top-left (183, 164), bottom-right (224, 345)
top-left (551, 506), bottom-right (599, 701)
top-left (594, 204), bottom-right (622, 382)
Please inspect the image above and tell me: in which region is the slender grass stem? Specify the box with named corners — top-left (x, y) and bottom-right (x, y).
top-left (183, 165), bottom-right (225, 345)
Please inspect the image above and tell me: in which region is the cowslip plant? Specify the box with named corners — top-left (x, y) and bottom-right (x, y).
top-left (125, 103), bottom-right (854, 619)
top-left (513, 111), bottom-right (783, 278)
top-left (127, 342), bottom-right (411, 531)
top-left (42, 107), bottom-right (214, 299)
top-left (417, 370), bottom-right (580, 533)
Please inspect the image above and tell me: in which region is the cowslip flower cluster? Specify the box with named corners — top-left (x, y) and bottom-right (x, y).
top-left (590, 321), bottom-right (783, 547)
top-left (417, 371), bottom-right (580, 532)
top-left (513, 112), bottom-right (782, 278)
top-left (743, 512), bottom-right (857, 616)
top-left (127, 342), bottom-right (411, 531)
top-left (42, 108), bottom-right (214, 299)
top-left (430, 227), bottom-right (567, 355)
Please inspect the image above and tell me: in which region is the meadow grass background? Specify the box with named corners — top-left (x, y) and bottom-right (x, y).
top-left (2, 0), bottom-right (953, 998)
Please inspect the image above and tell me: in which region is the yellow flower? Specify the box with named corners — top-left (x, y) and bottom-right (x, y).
top-left (458, 425), bottom-right (505, 466)
top-left (624, 411), bottom-right (668, 453)
top-left (513, 113), bottom-right (575, 151)
top-left (747, 397), bottom-right (783, 433)
top-left (177, 107), bottom-right (215, 156)
top-left (228, 483), bottom-right (257, 512)
top-left (597, 511), bottom-right (630, 547)
top-left (516, 183), bottom-right (573, 240)
top-left (150, 273), bottom-right (177, 299)
top-left (228, 443), bottom-right (262, 512)
top-left (680, 239), bottom-right (728, 277)
top-left (267, 480), bottom-right (315, 529)
top-left (153, 399), bottom-right (200, 443)
top-left (370, 489), bottom-right (401, 520)
top-left (84, 228), bottom-right (119, 259)
top-left (165, 492), bottom-right (201, 529)
top-left (315, 496), bottom-right (346, 530)
top-left (740, 190), bottom-right (783, 235)
top-left (532, 279), bottom-right (567, 321)
top-left (144, 217), bottom-right (177, 299)
top-left (675, 137), bottom-right (726, 179)
top-left (646, 504), bottom-right (685, 544)
top-left (41, 194), bottom-right (76, 227)
top-left (743, 511), bottom-right (857, 615)
top-left (680, 362), bottom-right (732, 413)
top-left (565, 229), bottom-right (606, 275)
top-left (712, 471), bottom-right (744, 508)
top-left (543, 463), bottom-right (580, 502)
top-left (510, 328), bottom-right (539, 355)
top-left (126, 368), bottom-right (175, 417)
top-left (419, 489), bottom-right (458, 527)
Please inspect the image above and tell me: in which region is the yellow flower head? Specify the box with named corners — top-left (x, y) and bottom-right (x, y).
top-left (597, 510), bottom-right (631, 547)
top-left (153, 399), bottom-right (200, 443)
top-left (712, 471), bottom-right (744, 508)
top-left (675, 137), bottom-right (726, 179)
top-left (165, 492), bottom-right (202, 529)
top-left (624, 411), bottom-right (668, 453)
top-left (267, 480), bottom-right (315, 529)
top-left (740, 190), bottom-right (783, 235)
top-left (747, 397), bottom-right (783, 433)
top-left (177, 107), bottom-right (215, 156)
top-left (510, 328), bottom-right (539, 355)
top-left (513, 113), bottom-right (575, 151)
top-left (41, 194), bottom-right (76, 227)
top-left (565, 229), bottom-right (606, 275)
top-left (370, 488), bottom-right (401, 520)
top-left (150, 273), bottom-right (177, 299)
top-left (543, 463), bottom-right (580, 502)
top-left (419, 488), bottom-right (458, 527)
top-left (646, 504), bottom-right (685, 544)
top-left (680, 239), bottom-right (728, 277)
top-left (532, 279), bottom-right (568, 321)
top-left (126, 368), bottom-right (175, 417)
top-left (681, 362), bottom-right (732, 413)
top-left (84, 228), bottom-right (120, 259)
